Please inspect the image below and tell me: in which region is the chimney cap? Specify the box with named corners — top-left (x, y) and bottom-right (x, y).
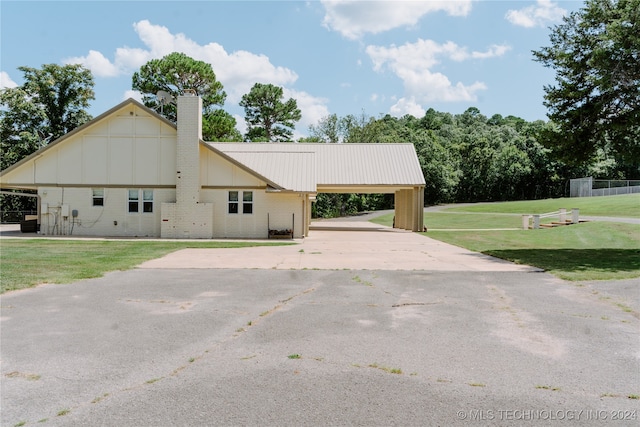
top-left (183, 89), bottom-right (197, 96)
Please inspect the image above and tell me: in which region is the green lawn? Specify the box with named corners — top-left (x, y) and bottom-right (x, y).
top-left (372, 195), bottom-right (640, 281)
top-left (424, 212), bottom-right (523, 229)
top-left (446, 193), bottom-right (640, 217)
top-left (372, 211), bottom-right (523, 230)
top-left (2, 195), bottom-right (637, 293)
top-left (427, 222), bottom-right (640, 281)
top-left (0, 239), bottom-right (292, 293)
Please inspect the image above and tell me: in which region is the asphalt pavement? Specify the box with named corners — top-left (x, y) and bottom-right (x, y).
top-left (1, 218), bottom-right (639, 426)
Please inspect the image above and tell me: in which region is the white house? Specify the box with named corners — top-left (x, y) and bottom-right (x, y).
top-left (0, 93), bottom-right (425, 239)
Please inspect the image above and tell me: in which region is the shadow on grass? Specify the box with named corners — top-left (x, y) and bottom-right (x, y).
top-left (485, 248), bottom-right (640, 280)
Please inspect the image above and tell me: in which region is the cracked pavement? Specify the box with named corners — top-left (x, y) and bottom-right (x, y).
top-left (2, 267), bottom-right (638, 426)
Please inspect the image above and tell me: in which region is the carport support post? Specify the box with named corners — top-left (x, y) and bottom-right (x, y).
top-left (393, 188), bottom-right (424, 232)
top-left (404, 189), bottom-right (412, 230)
top-left (413, 186), bottom-right (424, 232)
top-left (393, 190), bottom-right (401, 229)
top-left (36, 194), bottom-right (41, 231)
top-left (394, 189), bottom-right (408, 230)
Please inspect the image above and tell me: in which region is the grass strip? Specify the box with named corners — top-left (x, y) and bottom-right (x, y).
top-left (426, 222), bottom-right (640, 281)
top-left (444, 194), bottom-right (640, 218)
top-left (371, 195), bottom-right (640, 281)
top-left (0, 239), bottom-right (293, 293)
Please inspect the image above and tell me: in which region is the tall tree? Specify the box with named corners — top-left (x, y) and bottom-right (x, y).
top-left (240, 83), bottom-right (301, 142)
top-left (1, 63), bottom-right (94, 170)
top-left (308, 113), bottom-right (347, 143)
top-left (1, 63), bottom-right (94, 218)
top-left (533, 0), bottom-right (640, 173)
top-left (132, 52), bottom-right (240, 141)
top-left (0, 88), bottom-right (46, 171)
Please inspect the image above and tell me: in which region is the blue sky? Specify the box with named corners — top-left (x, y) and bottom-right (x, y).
top-left (1, 0), bottom-right (584, 137)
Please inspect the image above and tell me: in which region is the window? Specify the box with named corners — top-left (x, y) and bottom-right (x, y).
top-left (228, 191), bottom-right (252, 214)
top-left (143, 190), bottom-right (154, 213)
top-left (128, 189), bottom-right (139, 212)
top-left (228, 191), bottom-right (239, 214)
top-left (92, 188), bottom-right (104, 206)
top-left (128, 189), bottom-right (153, 213)
top-left (242, 191), bottom-right (253, 214)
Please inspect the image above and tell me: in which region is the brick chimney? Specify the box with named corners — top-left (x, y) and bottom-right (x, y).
top-left (176, 90), bottom-right (202, 206)
top-left (161, 91), bottom-right (213, 239)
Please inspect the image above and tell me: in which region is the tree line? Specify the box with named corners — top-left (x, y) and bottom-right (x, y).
top-left (1, 0), bottom-right (637, 220)
top-left (303, 109), bottom-right (579, 217)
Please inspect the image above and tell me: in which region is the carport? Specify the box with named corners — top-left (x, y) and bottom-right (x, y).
top-left (315, 185), bottom-right (424, 232)
top-left (211, 143), bottom-right (426, 235)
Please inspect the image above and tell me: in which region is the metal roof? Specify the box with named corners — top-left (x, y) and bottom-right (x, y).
top-left (208, 143), bottom-right (425, 192)
top-left (221, 151), bottom-right (316, 192)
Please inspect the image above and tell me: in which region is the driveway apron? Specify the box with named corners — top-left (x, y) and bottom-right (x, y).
top-left (138, 221), bottom-right (539, 272)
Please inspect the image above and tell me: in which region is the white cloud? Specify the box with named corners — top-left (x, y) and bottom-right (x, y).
top-left (321, 0), bottom-right (473, 39)
top-left (469, 44), bottom-right (512, 60)
top-left (63, 20), bottom-right (299, 104)
top-left (390, 97), bottom-right (425, 118)
top-left (505, 0), bottom-right (567, 28)
top-left (122, 90), bottom-right (143, 103)
top-left (283, 88), bottom-right (330, 136)
top-left (65, 50), bottom-right (121, 77)
top-left (366, 39), bottom-right (506, 103)
top-left (0, 71), bottom-right (18, 89)
top-left (234, 113), bottom-right (247, 137)
top-left (63, 20), bottom-right (329, 137)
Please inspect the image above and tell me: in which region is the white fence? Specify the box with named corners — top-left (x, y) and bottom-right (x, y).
top-left (570, 177), bottom-right (640, 197)
top-left (522, 208), bottom-right (580, 229)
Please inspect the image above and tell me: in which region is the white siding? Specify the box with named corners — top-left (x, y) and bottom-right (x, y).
top-left (38, 186), bottom-right (175, 237)
top-left (109, 138), bottom-right (134, 184)
top-left (34, 152), bottom-right (58, 183)
top-left (0, 102), bottom-right (177, 188)
top-left (84, 136), bottom-right (109, 183)
top-left (201, 189), bottom-right (304, 239)
top-left (134, 138), bottom-right (160, 185)
top-left (200, 148), bottom-right (264, 188)
top-left (57, 141), bottom-right (83, 183)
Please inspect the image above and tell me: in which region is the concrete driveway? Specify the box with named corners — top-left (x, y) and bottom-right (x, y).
top-left (139, 220), bottom-right (538, 272)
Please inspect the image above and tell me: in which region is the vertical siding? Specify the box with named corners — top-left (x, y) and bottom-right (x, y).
top-left (1, 102), bottom-right (177, 188)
